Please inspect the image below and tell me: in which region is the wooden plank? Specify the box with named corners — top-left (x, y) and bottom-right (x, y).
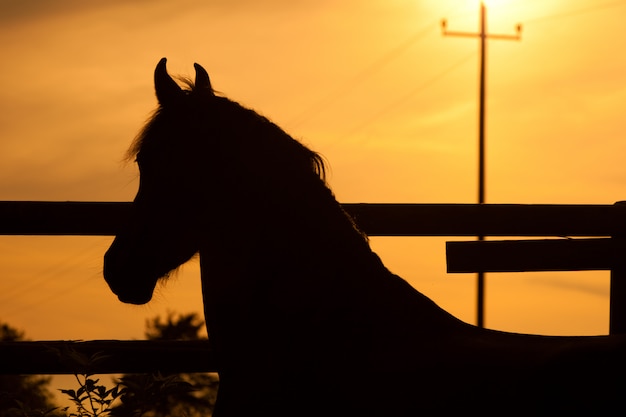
top-left (1, 201), bottom-right (626, 237)
top-left (446, 238), bottom-right (616, 273)
top-left (347, 203), bottom-right (626, 236)
top-left (0, 201), bottom-right (132, 236)
top-left (0, 340), bottom-right (215, 375)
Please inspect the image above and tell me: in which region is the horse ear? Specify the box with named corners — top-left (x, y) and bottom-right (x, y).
top-left (194, 63), bottom-right (214, 96)
top-left (154, 57), bottom-right (183, 105)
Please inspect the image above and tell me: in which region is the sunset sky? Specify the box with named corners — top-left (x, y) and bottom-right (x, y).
top-left (1, 0), bottom-right (625, 368)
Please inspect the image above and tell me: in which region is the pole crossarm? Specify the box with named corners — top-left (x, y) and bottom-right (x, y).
top-left (441, 13), bottom-right (522, 40)
top-left (441, 28), bottom-right (522, 41)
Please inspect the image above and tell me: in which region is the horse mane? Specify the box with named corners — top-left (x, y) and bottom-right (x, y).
top-left (126, 75), bottom-right (368, 244)
top-left (126, 77), bottom-right (326, 182)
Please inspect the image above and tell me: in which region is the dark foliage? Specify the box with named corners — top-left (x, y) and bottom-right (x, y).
top-left (0, 323), bottom-right (61, 417)
top-left (110, 312), bottom-right (218, 417)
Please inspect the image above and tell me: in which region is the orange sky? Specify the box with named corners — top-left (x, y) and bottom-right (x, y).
top-left (1, 0), bottom-right (625, 359)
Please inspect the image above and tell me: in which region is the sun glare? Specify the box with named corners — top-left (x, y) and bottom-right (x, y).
top-left (463, 0), bottom-right (525, 28)
top-left (480, 0), bottom-right (514, 7)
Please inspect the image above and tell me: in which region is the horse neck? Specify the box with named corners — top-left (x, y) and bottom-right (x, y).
top-left (198, 169), bottom-right (471, 360)
top-left (212, 176), bottom-right (377, 267)
top-left (197, 174), bottom-right (386, 302)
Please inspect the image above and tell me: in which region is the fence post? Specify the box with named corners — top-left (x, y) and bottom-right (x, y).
top-left (610, 201), bottom-right (626, 334)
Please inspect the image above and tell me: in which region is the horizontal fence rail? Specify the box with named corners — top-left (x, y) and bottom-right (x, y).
top-left (0, 340), bottom-right (215, 375)
top-left (2, 201), bottom-right (626, 236)
top-left (2, 200), bottom-right (626, 374)
top-left (447, 238), bottom-right (618, 273)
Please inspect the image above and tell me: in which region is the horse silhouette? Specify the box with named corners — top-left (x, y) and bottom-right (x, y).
top-left (104, 58), bottom-right (626, 416)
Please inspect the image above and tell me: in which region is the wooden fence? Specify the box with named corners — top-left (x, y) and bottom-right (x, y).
top-left (1, 200), bottom-right (625, 375)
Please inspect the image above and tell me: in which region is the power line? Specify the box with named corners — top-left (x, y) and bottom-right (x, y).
top-left (284, 2), bottom-right (464, 132)
top-left (340, 51), bottom-right (477, 143)
top-left (3, 273), bottom-right (98, 319)
top-left (525, 0), bottom-right (626, 24)
top-left (284, 25), bottom-right (435, 131)
top-left (0, 239), bottom-right (104, 300)
top-left (286, 1), bottom-right (624, 135)
top-left (0, 239), bottom-right (107, 309)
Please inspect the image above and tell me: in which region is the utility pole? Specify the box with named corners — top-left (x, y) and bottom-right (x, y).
top-left (442, 2), bottom-right (522, 328)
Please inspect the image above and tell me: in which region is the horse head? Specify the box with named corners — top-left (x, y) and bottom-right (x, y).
top-left (104, 58), bottom-right (215, 304)
top-left (104, 58), bottom-right (331, 305)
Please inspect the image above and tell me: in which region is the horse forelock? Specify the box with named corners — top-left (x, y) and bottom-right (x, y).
top-left (125, 76), bottom-right (199, 162)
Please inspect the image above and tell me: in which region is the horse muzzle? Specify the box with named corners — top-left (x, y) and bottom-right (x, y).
top-left (103, 244), bottom-right (159, 305)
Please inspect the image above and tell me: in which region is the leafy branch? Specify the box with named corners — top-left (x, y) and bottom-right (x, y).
top-left (59, 375), bottom-right (124, 417)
